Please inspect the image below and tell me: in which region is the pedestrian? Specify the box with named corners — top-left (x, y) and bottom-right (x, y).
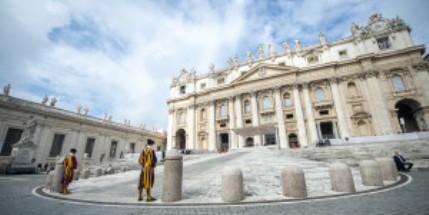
top-left (393, 150), bottom-right (413, 172)
top-left (138, 139), bottom-right (158, 202)
top-left (61, 148), bottom-right (78, 194)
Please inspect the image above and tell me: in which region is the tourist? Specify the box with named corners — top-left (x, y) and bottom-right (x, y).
top-left (393, 150), bottom-right (413, 172)
top-left (61, 148), bottom-right (78, 194)
top-left (138, 139), bottom-right (158, 202)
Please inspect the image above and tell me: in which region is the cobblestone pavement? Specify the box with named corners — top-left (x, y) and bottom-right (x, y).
top-left (1, 163), bottom-right (428, 214)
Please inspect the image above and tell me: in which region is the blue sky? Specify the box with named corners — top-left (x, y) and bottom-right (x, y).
top-left (1, 0), bottom-right (428, 130)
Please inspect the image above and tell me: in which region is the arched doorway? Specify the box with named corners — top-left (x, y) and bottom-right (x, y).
top-left (288, 133), bottom-right (299, 149)
top-left (245, 137), bottom-right (254, 147)
top-left (395, 99), bottom-right (424, 133)
top-left (175, 129), bottom-right (186, 149)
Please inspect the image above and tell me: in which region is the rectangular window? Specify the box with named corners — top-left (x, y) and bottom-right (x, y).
top-left (338, 50), bottom-right (348, 59)
top-left (217, 78), bottom-right (225, 85)
top-left (49, 134), bottom-right (65, 157)
top-left (180, 86), bottom-right (186, 94)
top-left (200, 83), bottom-right (206, 90)
top-left (84, 138), bottom-right (95, 158)
top-left (0, 128), bottom-right (23, 156)
top-left (377, 37), bottom-right (391, 50)
top-left (245, 119), bottom-right (252, 124)
top-left (286, 114), bottom-right (294, 119)
top-left (220, 123), bottom-right (226, 128)
top-left (307, 56), bottom-right (319, 64)
top-left (319, 110), bottom-right (329, 115)
top-left (130, 143), bottom-right (136, 153)
top-left (110, 141), bottom-right (118, 158)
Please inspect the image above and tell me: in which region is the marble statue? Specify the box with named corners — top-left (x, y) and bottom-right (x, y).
top-left (283, 42), bottom-right (291, 54)
top-left (3, 83), bottom-right (11, 96)
top-left (77, 105), bottom-right (81, 114)
top-left (21, 116), bottom-right (37, 142)
top-left (209, 63), bottom-right (215, 73)
top-left (258, 44), bottom-right (264, 59)
top-left (294, 40), bottom-right (301, 53)
top-left (50, 97), bottom-right (57, 107)
top-left (41, 95), bottom-right (49, 105)
top-left (83, 106), bottom-right (89, 116)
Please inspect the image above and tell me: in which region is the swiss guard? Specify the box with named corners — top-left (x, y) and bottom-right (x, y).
top-left (61, 148), bottom-right (78, 194)
top-left (138, 139), bottom-right (157, 202)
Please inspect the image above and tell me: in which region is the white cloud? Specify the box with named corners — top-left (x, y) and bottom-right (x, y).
top-left (1, 0), bottom-right (428, 130)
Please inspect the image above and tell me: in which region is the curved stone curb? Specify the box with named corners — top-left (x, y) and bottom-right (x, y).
top-left (33, 173), bottom-right (409, 208)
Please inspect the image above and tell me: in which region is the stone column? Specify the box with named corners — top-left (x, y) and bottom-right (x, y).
top-left (302, 83), bottom-right (318, 145)
top-left (251, 92), bottom-right (262, 146)
top-left (208, 101), bottom-right (217, 151)
top-left (413, 62), bottom-right (429, 129)
top-left (167, 109), bottom-right (174, 150)
top-left (329, 77), bottom-right (350, 138)
top-left (82, 169), bottom-right (90, 179)
top-left (221, 167), bottom-right (244, 202)
top-left (187, 105), bottom-right (196, 150)
top-left (44, 171), bottom-right (55, 192)
top-left (162, 150), bottom-right (183, 202)
top-left (228, 97), bottom-right (237, 149)
top-left (52, 159), bottom-right (64, 193)
top-left (363, 71), bottom-right (394, 135)
top-left (293, 84), bottom-right (308, 147)
top-left (274, 87), bottom-right (287, 148)
top-left (235, 94), bottom-right (244, 148)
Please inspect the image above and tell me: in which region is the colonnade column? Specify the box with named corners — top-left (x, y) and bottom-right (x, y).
top-left (364, 71), bottom-right (394, 135)
top-left (292, 84), bottom-right (308, 147)
top-left (251, 92), bottom-right (262, 146)
top-left (167, 109), bottom-right (174, 150)
top-left (273, 87), bottom-right (287, 148)
top-left (329, 77), bottom-right (350, 138)
top-left (235, 94), bottom-right (244, 148)
top-left (208, 101), bottom-right (217, 151)
top-left (302, 83), bottom-right (318, 145)
top-left (228, 97), bottom-right (237, 149)
top-left (187, 105), bottom-right (196, 150)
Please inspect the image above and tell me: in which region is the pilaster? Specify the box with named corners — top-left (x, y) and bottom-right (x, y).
top-left (302, 82), bottom-right (318, 145)
top-left (273, 87), bottom-right (287, 148)
top-left (292, 84), bottom-right (308, 147)
top-left (328, 77), bottom-right (351, 138)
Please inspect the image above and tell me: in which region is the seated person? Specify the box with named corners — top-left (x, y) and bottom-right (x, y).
top-left (393, 150), bottom-right (413, 172)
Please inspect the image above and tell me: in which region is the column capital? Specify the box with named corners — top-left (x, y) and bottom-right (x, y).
top-left (235, 94), bottom-right (242, 100)
top-left (272, 85), bottom-right (282, 93)
top-left (412, 61), bottom-right (429, 71)
top-left (168, 109), bottom-right (175, 114)
top-left (360, 70), bottom-right (379, 79)
top-left (301, 82), bottom-right (310, 89)
top-left (292, 83), bottom-right (301, 90)
top-left (327, 76), bottom-right (340, 84)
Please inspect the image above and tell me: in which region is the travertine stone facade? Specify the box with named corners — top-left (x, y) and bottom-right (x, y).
top-left (167, 14), bottom-right (429, 151)
top-left (0, 95), bottom-right (166, 169)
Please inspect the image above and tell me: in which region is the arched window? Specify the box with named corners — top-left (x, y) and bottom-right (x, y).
top-left (283, 93), bottom-right (292, 107)
top-left (220, 104), bottom-right (227, 117)
top-left (244, 100), bottom-right (251, 114)
top-left (315, 87), bottom-right (326, 102)
top-left (179, 112), bottom-right (185, 124)
top-left (200, 109), bottom-right (206, 121)
top-left (391, 75), bottom-right (406, 92)
top-left (347, 82), bottom-right (358, 97)
top-left (262, 96), bottom-right (271, 109)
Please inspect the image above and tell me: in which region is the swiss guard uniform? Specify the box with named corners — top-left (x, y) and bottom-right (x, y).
top-left (61, 148), bottom-right (78, 194)
top-left (138, 139), bottom-right (157, 202)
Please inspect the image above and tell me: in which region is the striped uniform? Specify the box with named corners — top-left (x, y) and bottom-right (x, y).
top-left (138, 147), bottom-right (157, 190)
top-left (62, 155), bottom-right (78, 186)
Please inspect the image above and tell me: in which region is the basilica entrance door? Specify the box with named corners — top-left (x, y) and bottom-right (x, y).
top-left (265, 133), bottom-right (276, 146)
top-left (175, 129), bottom-right (186, 149)
top-left (395, 99), bottom-right (422, 133)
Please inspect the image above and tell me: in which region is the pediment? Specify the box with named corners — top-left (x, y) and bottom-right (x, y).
top-left (231, 64), bottom-right (298, 84)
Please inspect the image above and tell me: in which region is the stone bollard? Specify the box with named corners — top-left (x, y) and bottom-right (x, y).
top-left (359, 160), bottom-right (384, 186)
top-left (44, 171), bottom-right (55, 192)
top-left (281, 165), bottom-right (307, 198)
top-left (52, 159), bottom-right (64, 193)
top-left (73, 168), bottom-right (80, 181)
top-left (329, 163), bottom-right (356, 193)
top-left (221, 167), bottom-right (244, 202)
top-left (162, 149), bottom-right (183, 202)
top-left (82, 169), bottom-right (90, 179)
top-left (375, 157), bottom-right (398, 181)
top-left (95, 168), bottom-right (102, 177)
top-left (121, 166), bottom-right (127, 172)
